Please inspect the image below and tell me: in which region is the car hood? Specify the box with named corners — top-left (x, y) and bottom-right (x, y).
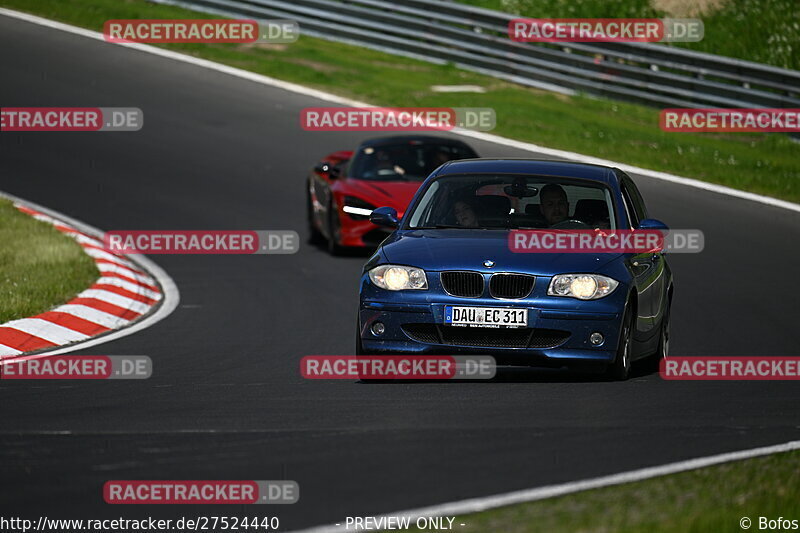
top-left (382, 229), bottom-right (622, 275)
top-left (345, 179), bottom-right (423, 215)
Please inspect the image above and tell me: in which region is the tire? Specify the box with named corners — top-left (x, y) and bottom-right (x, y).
top-left (606, 305), bottom-right (633, 381)
top-left (648, 302), bottom-right (670, 373)
top-left (327, 200), bottom-right (344, 256)
top-left (355, 319), bottom-right (365, 355)
top-left (307, 189), bottom-right (324, 245)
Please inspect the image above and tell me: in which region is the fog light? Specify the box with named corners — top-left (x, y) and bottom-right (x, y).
top-left (371, 322), bottom-right (386, 336)
top-left (590, 332), bottom-right (604, 345)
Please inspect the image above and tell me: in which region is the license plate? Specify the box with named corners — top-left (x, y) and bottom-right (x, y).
top-left (444, 306), bottom-right (528, 328)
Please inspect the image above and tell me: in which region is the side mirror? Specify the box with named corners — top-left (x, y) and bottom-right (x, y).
top-left (637, 218), bottom-right (669, 231)
top-left (328, 165), bottom-right (341, 179)
top-left (370, 206), bottom-right (399, 228)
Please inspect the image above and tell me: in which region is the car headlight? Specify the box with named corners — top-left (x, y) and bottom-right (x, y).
top-left (343, 196), bottom-right (376, 220)
top-left (547, 274), bottom-right (618, 300)
top-left (369, 265), bottom-right (428, 291)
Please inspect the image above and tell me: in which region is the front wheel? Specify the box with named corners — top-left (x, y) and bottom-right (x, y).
top-left (657, 304), bottom-right (670, 360)
top-left (606, 306), bottom-right (633, 381)
top-left (355, 320), bottom-right (364, 355)
top-left (327, 200), bottom-right (344, 256)
top-left (307, 188), bottom-right (324, 245)
top-left (647, 303), bottom-right (670, 373)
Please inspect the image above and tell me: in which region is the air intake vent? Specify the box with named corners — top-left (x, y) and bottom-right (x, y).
top-left (440, 271), bottom-right (484, 298)
top-left (489, 274), bottom-right (535, 299)
top-left (402, 324), bottom-right (570, 349)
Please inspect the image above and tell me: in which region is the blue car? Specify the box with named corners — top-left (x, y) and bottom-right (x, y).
top-left (357, 159), bottom-right (673, 380)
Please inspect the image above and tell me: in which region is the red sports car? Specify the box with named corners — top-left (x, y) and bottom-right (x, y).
top-left (307, 135), bottom-right (479, 254)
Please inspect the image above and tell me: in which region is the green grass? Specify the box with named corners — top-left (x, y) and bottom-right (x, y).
top-left (459, 0), bottom-right (800, 70)
top-left (395, 449), bottom-right (800, 533)
top-left (0, 199), bottom-right (99, 323)
top-left (2, 0), bottom-right (799, 203)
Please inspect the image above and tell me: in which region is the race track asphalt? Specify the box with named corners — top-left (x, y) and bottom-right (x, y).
top-left (1, 14), bottom-right (799, 529)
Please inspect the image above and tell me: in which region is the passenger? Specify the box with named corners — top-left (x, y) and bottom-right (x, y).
top-left (453, 199), bottom-right (479, 227)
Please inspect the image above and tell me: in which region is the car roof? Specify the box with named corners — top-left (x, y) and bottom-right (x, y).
top-left (358, 135), bottom-right (473, 148)
top-left (435, 158), bottom-right (619, 185)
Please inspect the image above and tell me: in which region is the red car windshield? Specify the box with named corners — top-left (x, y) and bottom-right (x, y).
top-left (348, 143), bottom-right (475, 181)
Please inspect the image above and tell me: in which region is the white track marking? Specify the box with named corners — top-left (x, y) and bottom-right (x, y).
top-left (289, 439), bottom-right (800, 532)
top-left (51, 304), bottom-right (132, 330)
top-left (0, 318), bottom-right (89, 344)
top-left (0, 7), bottom-right (797, 215)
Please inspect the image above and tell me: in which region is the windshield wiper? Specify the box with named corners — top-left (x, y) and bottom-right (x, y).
top-left (415, 224), bottom-right (470, 229)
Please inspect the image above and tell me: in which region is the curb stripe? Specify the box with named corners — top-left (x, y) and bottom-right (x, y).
top-left (98, 269), bottom-right (159, 291)
top-left (91, 283), bottom-right (160, 306)
top-left (0, 318), bottom-right (89, 344)
top-left (66, 298), bottom-right (143, 321)
top-left (36, 312), bottom-right (111, 336)
top-left (52, 305), bottom-right (133, 330)
top-left (80, 241), bottom-right (128, 257)
top-left (95, 276), bottom-right (162, 300)
top-left (0, 327), bottom-right (57, 352)
top-left (75, 289), bottom-right (152, 315)
top-left (15, 205), bottom-right (37, 215)
top-left (71, 233), bottom-right (106, 248)
top-left (82, 247), bottom-right (137, 269)
top-left (95, 260), bottom-right (148, 278)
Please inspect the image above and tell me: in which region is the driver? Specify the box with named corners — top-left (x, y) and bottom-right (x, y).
top-left (539, 184), bottom-right (569, 226)
top-left (430, 149), bottom-right (451, 169)
top-left (372, 149), bottom-right (405, 176)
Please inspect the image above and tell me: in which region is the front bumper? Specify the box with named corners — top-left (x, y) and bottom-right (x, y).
top-left (359, 276), bottom-right (627, 368)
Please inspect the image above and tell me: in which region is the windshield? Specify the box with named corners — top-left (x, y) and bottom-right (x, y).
top-left (348, 142), bottom-right (475, 181)
top-left (405, 174), bottom-right (617, 230)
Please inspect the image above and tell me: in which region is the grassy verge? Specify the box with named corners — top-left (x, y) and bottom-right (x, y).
top-left (0, 199), bottom-right (99, 323)
top-left (398, 449), bottom-right (800, 533)
top-left (459, 0), bottom-right (800, 70)
top-left (2, 0), bottom-right (799, 203)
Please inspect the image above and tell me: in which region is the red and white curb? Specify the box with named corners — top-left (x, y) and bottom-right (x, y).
top-left (0, 193), bottom-right (179, 360)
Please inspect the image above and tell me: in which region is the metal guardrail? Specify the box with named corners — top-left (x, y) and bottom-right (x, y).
top-left (156, 0), bottom-right (800, 110)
